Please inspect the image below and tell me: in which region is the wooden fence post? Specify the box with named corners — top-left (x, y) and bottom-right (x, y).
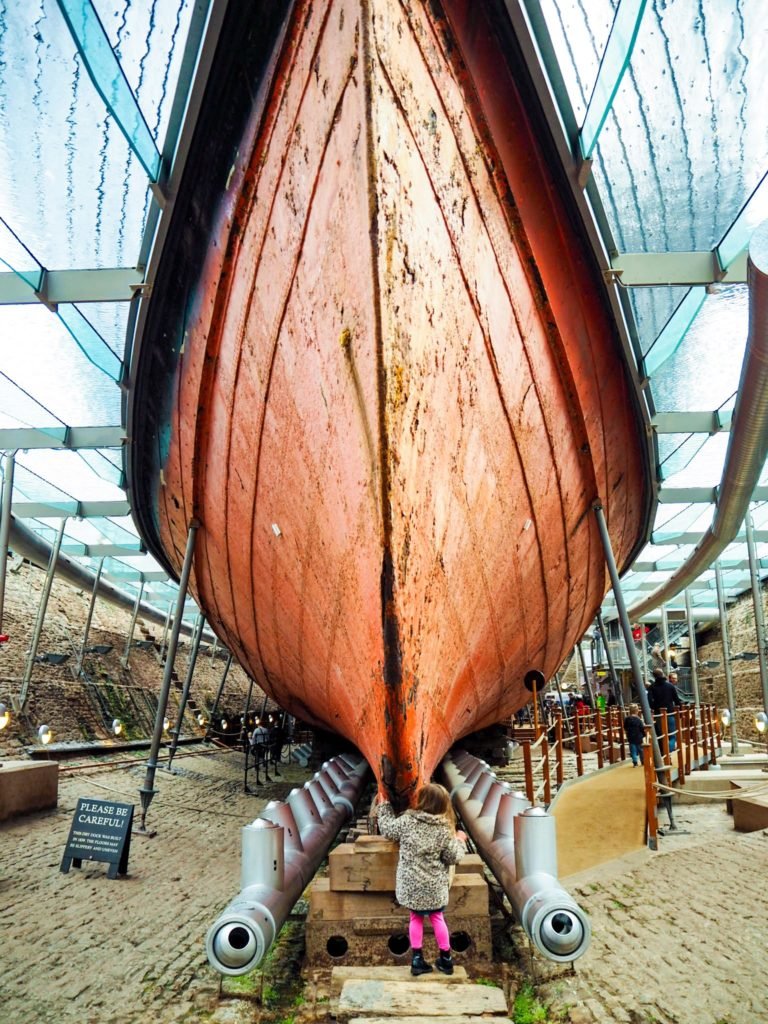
top-left (643, 738), bottom-right (658, 850)
top-left (574, 711), bottom-right (584, 776)
top-left (555, 714), bottom-right (564, 787)
top-left (523, 741), bottom-right (534, 803)
top-left (595, 708), bottom-right (604, 769)
top-left (542, 736), bottom-right (551, 804)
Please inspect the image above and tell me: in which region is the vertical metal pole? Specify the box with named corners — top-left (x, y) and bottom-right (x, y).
top-left (207, 652), bottom-right (234, 738)
top-left (167, 612), bottom-right (205, 769)
top-left (139, 522), bottom-right (198, 829)
top-left (576, 642), bottom-right (595, 706)
top-left (660, 604), bottom-right (670, 674)
top-left (593, 503), bottom-right (663, 770)
top-left (0, 451), bottom-right (16, 633)
top-left (121, 580), bottom-right (145, 667)
top-left (745, 507), bottom-right (768, 717)
top-left (242, 676), bottom-right (255, 790)
top-left (159, 601), bottom-right (173, 661)
top-left (683, 589), bottom-right (701, 714)
top-left (597, 609), bottom-right (624, 710)
top-left (75, 557), bottom-right (105, 675)
top-left (714, 562), bottom-right (738, 755)
top-left (19, 517), bottom-right (67, 710)
top-left (552, 671), bottom-right (572, 734)
top-left (210, 635), bottom-right (219, 660)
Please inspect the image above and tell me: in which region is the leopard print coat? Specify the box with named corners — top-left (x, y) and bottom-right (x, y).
top-left (377, 802), bottom-right (466, 911)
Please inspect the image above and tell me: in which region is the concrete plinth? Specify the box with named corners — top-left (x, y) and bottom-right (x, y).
top-left (0, 760), bottom-right (59, 821)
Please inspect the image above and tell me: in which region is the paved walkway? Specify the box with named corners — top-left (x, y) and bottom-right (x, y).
top-left (2, 752), bottom-right (767, 1024)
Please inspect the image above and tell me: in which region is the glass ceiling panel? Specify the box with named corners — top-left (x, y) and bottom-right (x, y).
top-left (540, 0), bottom-right (615, 123)
top-left (0, 305), bottom-right (120, 425)
top-left (16, 449), bottom-right (125, 501)
top-left (649, 286), bottom-right (747, 411)
top-left (628, 285), bottom-right (689, 358)
top-left (586, 1), bottom-right (768, 254)
top-left (0, 0), bottom-right (193, 270)
top-left (660, 432), bottom-right (730, 490)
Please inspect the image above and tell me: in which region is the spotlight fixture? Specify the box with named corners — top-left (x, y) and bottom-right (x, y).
top-left (38, 724), bottom-right (52, 745)
top-left (197, 713), bottom-right (207, 727)
top-left (220, 718), bottom-right (228, 730)
top-left (112, 719), bottom-right (123, 736)
top-left (163, 716), bottom-right (170, 732)
top-left (720, 708), bottom-right (732, 727)
top-left (755, 712), bottom-right (768, 735)
top-left (0, 703), bottom-right (10, 730)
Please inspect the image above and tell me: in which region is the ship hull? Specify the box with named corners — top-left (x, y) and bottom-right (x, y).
top-left (129, 0), bottom-right (649, 805)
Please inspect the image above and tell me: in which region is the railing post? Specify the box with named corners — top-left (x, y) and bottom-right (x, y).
top-left (573, 711), bottom-right (584, 776)
top-left (555, 713), bottom-right (564, 787)
top-left (643, 739), bottom-right (658, 850)
top-left (692, 702), bottom-right (700, 766)
top-left (542, 736), bottom-right (551, 804)
top-left (661, 712), bottom-right (671, 771)
top-left (522, 741), bottom-right (534, 804)
top-left (19, 517), bottom-right (67, 710)
top-left (616, 707), bottom-right (626, 761)
top-left (138, 521), bottom-right (198, 830)
top-left (675, 708), bottom-right (685, 780)
top-left (708, 705), bottom-right (718, 765)
top-left (595, 708), bottom-right (604, 769)
top-left (0, 451), bottom-right (16, 634)
top-left (610, 708), bottom-right (618, 765)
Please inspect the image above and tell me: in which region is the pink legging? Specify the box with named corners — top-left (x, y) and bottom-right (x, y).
top-left (409, 910), bottom-right (450, 951)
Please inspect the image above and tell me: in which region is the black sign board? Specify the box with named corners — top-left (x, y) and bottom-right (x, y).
top-left (60, 798), bottom-right (134, 879)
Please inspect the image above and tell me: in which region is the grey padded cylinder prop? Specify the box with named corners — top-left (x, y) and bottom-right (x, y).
top-left (206, 754), bottom-right (369, 975)
top-left (440, 750), bottom-right (590, 963)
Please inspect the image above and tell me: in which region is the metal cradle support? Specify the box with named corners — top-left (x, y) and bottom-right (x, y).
top-left (138, 522), bottom-right (198, 830)
top-left (205, 753), bottom-right (369, 975)
top-left (167, 612), bottom-right (205, 769)
top-left (440, 751), bottom-right (591, 962)
top-left (0, 451), bottom-right (16, 633)
top-left (75, 556), bottom-right (105, 675)
top-left (19, 517), bottom-right (67, 710)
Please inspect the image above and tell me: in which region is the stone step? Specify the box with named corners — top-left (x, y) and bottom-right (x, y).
top-left (348, 1018), bottom-right (512, 1024)
top-left (336, 979), bottom-right (508, 1019)
top-left (331, 965), bottom-right (468, 998)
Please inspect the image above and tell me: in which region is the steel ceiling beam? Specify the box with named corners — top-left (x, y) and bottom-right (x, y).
top-left (651, 411), bottom-right (732, 435)
top-left (11, 499), bottom-right (131, 518)
top-left (652, 528), bottom-right (768, 545)
top-left (631, 557), bottom-right (765, 574)
top-left (0, 426), bottom-right (124, 450)
top-left (0, 267), bottom-right (142, 305)
top-left (611, 251), bottom-right (748, 286)
top-left (658, 486), bottom-right (768, 504)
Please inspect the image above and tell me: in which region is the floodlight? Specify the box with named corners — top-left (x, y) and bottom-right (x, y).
top-left (0, 703), bottom-right (9, 730)
top-left (38, 724), bottom-right (52, 744)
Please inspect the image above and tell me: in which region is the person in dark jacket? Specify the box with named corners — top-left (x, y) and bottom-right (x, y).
top-left (648, 668), bottom-right (682, 751)
top-left (377, 784), bottom-right (467, 976)
top-left (623, 703), bottom-right (645, 766)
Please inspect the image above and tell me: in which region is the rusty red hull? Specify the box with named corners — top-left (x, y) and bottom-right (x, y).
top-left (139, 0), bottom-right (649, 805)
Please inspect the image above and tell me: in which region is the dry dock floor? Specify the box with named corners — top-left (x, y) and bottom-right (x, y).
top-left (0, 750), bottom-right (766, 1024)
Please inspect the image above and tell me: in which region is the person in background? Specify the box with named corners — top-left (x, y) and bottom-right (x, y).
top-left (377, 784), bottom-right (467, 976)
top-left (623, 703), bottom-right (645, 767)
top-left (648, 667), bottom-right (682, 751)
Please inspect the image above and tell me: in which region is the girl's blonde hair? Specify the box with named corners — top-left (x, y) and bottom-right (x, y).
top-left (414, 783), bottom-right (456, 828)
top-left (629, 703), bottom-right (640, 714)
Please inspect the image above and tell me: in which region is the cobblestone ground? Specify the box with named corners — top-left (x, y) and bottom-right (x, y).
top-left (2, 748), bottom-right (767, 1024)
top-left (0, 749), bottom-right (310, 1024)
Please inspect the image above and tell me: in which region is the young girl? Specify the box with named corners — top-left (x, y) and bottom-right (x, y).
top-left (377, 783), bottom-right (467, 975)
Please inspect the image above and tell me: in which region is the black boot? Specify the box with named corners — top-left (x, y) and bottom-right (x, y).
top-left (410, 950), bottom-right (433, 976)
top-left (435, 950), bottom-right (454, 975)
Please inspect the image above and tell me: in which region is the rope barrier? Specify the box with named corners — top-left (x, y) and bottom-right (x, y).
top-left (653, 779), bottom-right (768, 800)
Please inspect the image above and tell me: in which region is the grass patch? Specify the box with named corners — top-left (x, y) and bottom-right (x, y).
top-left (512, 981), bottom-right (548, 1024)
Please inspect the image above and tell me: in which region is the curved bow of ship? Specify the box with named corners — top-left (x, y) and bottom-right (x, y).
top-left (127, 0), bottom-right (651, 806)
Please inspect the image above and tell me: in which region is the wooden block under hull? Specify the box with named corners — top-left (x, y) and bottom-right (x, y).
top-left (330, 836), bottom-right (485, 891)
top-left (0, 761), bottom-right (58, 821)
top-left (309, 873), bottom-right (489, 920)
top-left (305, 914), bottom-right (492, 967)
